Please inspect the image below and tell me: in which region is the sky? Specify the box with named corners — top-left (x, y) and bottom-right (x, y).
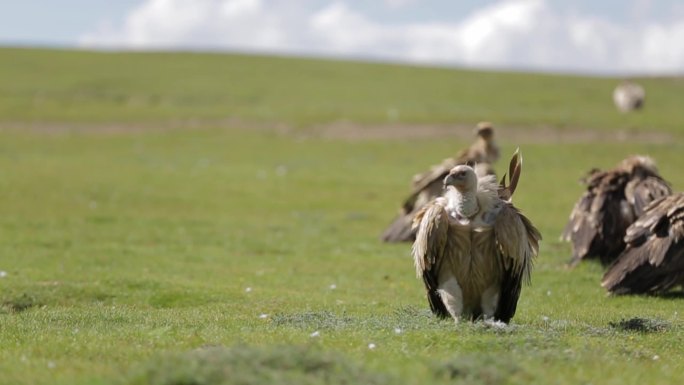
top-left (2, 0), bottom-right (684, 75)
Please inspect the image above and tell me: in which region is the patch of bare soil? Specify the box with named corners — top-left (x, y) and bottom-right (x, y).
top-left (0, 118), bottom-right (292, 136)
top-left (0, 119), bottom-right (674, 144)
top-left (311, 121), bottom-right (674, 144)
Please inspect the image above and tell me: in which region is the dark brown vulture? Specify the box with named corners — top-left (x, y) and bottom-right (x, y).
top-left (381, 122), bottom-right (500, 243)
top-left (412, 150), bottom-right (540, 323)
top-left (602, 193), bottom-right (684, 295)
top-left (561, 156), bottom-right (671, 266)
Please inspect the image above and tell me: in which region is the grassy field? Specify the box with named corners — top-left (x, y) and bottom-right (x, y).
top-left (1, 48), bottom-right (684, 385)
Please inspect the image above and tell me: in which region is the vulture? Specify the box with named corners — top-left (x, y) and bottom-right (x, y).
top-left (412, 150), bottom-right (541, 323)
top-left (561, 156), bottom-right (671, 267)
top-left (613, 81), bottom-right (645, 112)
top-left (602, 193), bottom-right (684, 295)
top-left (381, 122), bottom-right (500, 243)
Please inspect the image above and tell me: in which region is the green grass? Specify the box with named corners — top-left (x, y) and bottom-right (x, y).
top-left (1, 47), bottom-right (684, 132)
top-left (1, 48), bottom-right (684, 385)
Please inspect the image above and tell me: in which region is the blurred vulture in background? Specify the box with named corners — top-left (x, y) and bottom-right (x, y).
top-left (561, 156), bottom-right (671, 266)
top-left (381, 122), bottom-right (500, 243)
top-left (412, 150), bottom-right (540, 323)
top-left (602, 193), bottom-right (684, 295)
top-left (613, 81), bottom-right (645, 112)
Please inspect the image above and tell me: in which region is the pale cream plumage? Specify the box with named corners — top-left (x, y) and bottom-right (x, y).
top-left (411, 151), bottom-right (540, 323)
top-left (381, 122), bottom-right (500, 243)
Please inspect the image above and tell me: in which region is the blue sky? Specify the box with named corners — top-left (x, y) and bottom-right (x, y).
top-left (2, 0), bottom-right (684, 74)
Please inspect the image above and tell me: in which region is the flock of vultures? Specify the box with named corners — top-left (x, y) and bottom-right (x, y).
top-left (381, 119), bottom-right (683, 324)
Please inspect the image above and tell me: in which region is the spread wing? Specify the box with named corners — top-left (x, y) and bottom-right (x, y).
top-left (493, 203), bottom-right (541, 322)
top-left (561, 170), bottom-right (633, 266)
top-left (602, 193), bottom-right (684, 295)
top-left (411, 201), bottom-right (450, 318)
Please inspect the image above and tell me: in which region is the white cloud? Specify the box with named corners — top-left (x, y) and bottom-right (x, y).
top-left (80, 0), bottom-right (684, 74)
top-left (383, 0), bottom-right (418, 9)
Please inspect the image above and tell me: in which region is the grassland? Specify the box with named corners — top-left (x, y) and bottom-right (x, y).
top-left (0, 48), bottom-right (684, 385)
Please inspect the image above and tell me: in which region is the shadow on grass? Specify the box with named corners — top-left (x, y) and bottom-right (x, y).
top-left (1, 293), bottom-right (40, 313)
top-left (651, 291), bottom-right (684, 300)
top-left (1, 284), bottom-right (115, 313)
top-left (127, 345), bottom-right (529, 385)
top-left (609, 317), bottom-right (670, 333)
top-left (434, 354), bottom-right (524, 385)
top-left (126, 345), bottom-right (394, 385)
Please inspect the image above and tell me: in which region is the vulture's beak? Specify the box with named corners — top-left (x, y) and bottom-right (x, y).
top-left (444, 174), bottom-right (455, 187)
top-left (444, 170), bottom-right (464, 187)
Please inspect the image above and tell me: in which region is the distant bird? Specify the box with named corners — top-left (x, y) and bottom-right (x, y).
top-left (381, 122), bottom-right (500, 243)
top-left (412, 150), bottom-right (540, 323)
top-left (602, 193), bottom-right (684, 295)
top-left (613, 81), bottom-right (645, 112)
top-left (561, 156), bottom-right (671, 267)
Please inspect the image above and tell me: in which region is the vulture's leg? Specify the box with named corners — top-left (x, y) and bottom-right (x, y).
top-left (480, 285), bottom-right (500, 320)
top-left (437, 277), bottom-right (463, 323)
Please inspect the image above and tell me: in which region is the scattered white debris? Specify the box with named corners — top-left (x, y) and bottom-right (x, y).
top-left (258, 314), bottom-right (268, 319)
top-left (310, 331), bottom-right (320, 338)
top-left (368, 343), bottom-right (376, 350)
top-left (394, 328), bottom-right (402, 334)
top-left (335, 300), bottom-right (345, 305)
top-left (484, 319), bottom-right (508, 329)
top-left (245, 287), bottom-right (252, 293)
top-left (546, 290), bottom-right (552, 296)
top-left (653, 355), bottom-right (660, 361)
top-left (542, 316), bottom-right (550, 322)
top-left (47, 361), bottom-right (56, 369)
top-left (0, 271), bottom-right (7, 278)
top-left (329, 284), bottom-right (337, 290)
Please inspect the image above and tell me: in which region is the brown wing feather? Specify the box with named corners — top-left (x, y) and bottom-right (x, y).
top-left (602, 194), bottom-right (684, 295)
top-left (412, 201), bottom-right (450, 318)
top-left (563, 157), bottom-right (673, 267)
top-left (493, 203), bottom-right (541, 322)
top-left (410, 157), bottom-right (458, 195)
top-left (498, 148), bottom-right (521, 201)
top-left (561, 168), bottom-right (635, 266)
top-left (626, 176), bottom-right (672, 217)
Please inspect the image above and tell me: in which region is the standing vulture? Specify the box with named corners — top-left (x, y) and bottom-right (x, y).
top-left (412, 150), bottom-right (541, 323)
top-left (602, 193), bottom-right (684, 295)
top-left (381, 122), bottom-right (500, 243)
top-left (561, 156), bottom-right (671, 267)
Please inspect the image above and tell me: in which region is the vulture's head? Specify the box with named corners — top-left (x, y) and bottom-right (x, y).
top-left (444, 165), bottom-right (478, 192)
top-left (475, 122), bottom-right (495, 141)
top-left (620, 155), bottom-right (658, 176)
